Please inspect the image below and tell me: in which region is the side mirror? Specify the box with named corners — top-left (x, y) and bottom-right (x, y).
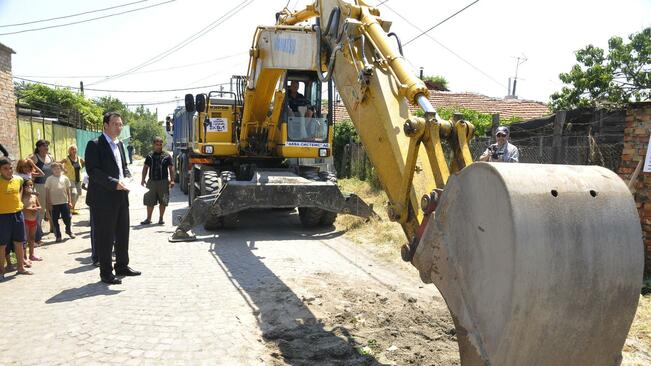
top-left (185, 94), bottom-right (195, 113)
top-left (196, 94), bottom-right (207, 113)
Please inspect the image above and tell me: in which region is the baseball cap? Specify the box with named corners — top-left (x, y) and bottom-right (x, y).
top-left (36, 139), bottom-right (50, 147)
top-left (496, 126), bottom-right (509, 136)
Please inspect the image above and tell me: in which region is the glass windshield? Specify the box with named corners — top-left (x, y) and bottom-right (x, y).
top-left (288, 116), bottom-right (328, 142)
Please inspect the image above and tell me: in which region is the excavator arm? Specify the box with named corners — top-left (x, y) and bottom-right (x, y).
top-left (279, 1), bottom-right (643, 365)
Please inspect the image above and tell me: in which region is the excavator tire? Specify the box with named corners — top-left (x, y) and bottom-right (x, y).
top-left (179, 159), bottom-right (188, 194)
top-left (202, 170), bottom-right (221, 231)
top-left (411, 163), bottom-right (643, 366)
top-left (298, 207), bottom-right (323, 227)
top-left (298, 170), bottom-right (325, 227)
top-left (318, 171), bottom-right (338, 226)
top-left (219, 171), bottom-right (238, 229)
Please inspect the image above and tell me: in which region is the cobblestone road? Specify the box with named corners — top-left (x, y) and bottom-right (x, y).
top-left (0, 162), bottom-right (442, 365)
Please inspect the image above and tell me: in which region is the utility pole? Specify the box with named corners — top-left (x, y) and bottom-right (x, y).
top-left (419, 67), bottom-right (424, 80)
top-left (509, 55), bottom-right (527, 98)
top-left (79, 81), bottom-right (84, 96)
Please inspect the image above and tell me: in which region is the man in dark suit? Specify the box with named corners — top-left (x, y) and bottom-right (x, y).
top-left (85, 112), bottom-right (141, 284)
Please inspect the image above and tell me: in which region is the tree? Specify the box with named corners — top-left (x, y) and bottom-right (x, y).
top-left (550, 27), bottom-right (651, 111)
top-left (422, 75), bottom-right (449, 91)
top-left (15, 82), bottom-right (103, 129)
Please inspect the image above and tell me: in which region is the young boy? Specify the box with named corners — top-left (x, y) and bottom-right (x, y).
top-left (45, 162), bottom-right (75, 243)
top-left (22, 179), bottom-right (43, 261)
top-left (0, 157), bottom-right (32, 280)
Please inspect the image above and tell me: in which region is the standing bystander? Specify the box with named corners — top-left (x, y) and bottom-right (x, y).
top-left (61, 145), bottom-right (85, 215)
top-left (140, 136), bottom-right (175, 225)
top-left (30, 140), bottom-right (54, 235)
top-left (0, 157), bottom-right (33, 280)
top-left (85, 112), bottom-right (140, 285)
top-left (479, 126), bottom-right (520, 163)
top-left (45, 162), bottom-right (75, 243)
top-left (22, 179), bottom-right (42, 261)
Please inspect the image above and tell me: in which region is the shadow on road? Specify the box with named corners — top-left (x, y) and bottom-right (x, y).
top-left (202, 210), bottom-right (382, 366)
top-left (46, 283), bottom-right (122, 303)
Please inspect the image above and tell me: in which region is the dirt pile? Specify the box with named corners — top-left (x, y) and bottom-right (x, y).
top-left (260, 273), bottom-right (460, 365)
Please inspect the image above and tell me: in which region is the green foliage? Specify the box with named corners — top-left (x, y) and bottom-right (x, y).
top-left (15, 82), bottom-right (103, 128)
top-left (643, 276), bottom-right (651, 296)
top-left (333, 119), bottom-right (359, 173)
top-left (550, 27), bottom-right (651, 111)
top-left (422, 75), bottom-right (449, 91)
top-left (129, 119), bottom-right (165, 156)
top-left (416, 107), bottom-right (523, 136)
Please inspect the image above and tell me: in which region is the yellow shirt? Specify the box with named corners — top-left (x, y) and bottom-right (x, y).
top-left (45, 175), bottom-right (72, 205)
top-left (0, 175), bottom-right (24, 214)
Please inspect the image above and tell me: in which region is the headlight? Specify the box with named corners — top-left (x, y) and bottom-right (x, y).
top-left (319, 148), bottom-right (328, 157)
top-left (203, 145), bottom-right (214, 154)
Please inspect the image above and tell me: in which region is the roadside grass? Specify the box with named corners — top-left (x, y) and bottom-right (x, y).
top-left (336, 178), bottom-right (651, 360)
top-left (335, 178), bottom-right (405, 259)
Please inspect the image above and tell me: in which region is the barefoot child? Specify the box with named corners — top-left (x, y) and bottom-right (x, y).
top-left (0, 157), bottom-right (33, 280)
top-left (22, 179), bottom-right (42, 261)
top-left (45, 162), bottom-right (75, 243)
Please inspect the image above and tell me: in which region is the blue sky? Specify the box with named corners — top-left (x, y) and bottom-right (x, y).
top-left (0, 0), bottom-right (649, 120)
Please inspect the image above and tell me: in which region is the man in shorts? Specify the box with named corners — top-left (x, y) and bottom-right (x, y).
top-left (0, 157), bottom-right (33, 280)
top-left (140, 136), bottom-right (174, 225)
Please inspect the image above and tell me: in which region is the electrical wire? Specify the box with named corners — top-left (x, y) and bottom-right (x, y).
top-left (13, 76), bottom-right (229, 93)
top-left (13, 52), bottom-right (248, 79)
top-left (402, 0), bottom-right (480, 46)
top-left (0, 0), bottom-right (175, 36)
top-left (0, 0), bottom-right (149, 28)
top-left (88, 0), bottom-right (255, 86)
top-left (380, 2), bottom-right (507, 89)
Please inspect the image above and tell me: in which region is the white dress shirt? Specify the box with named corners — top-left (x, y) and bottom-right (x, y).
top-left (103, 132), bottom-right (124, 181)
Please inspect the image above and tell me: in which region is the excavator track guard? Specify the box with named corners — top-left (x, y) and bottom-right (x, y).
top-left (169, 170), bottom-right (377, 242)
top-left (412, 163), bottom-right (643, 366)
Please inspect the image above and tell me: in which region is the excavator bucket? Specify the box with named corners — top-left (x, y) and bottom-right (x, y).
top-left (412, 163), bottom-right (643, 366)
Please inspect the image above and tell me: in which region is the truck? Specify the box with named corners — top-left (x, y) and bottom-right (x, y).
top-left (170, 1), bottom-right (644, 365)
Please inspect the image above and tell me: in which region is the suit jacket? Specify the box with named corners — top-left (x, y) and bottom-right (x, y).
top-left (85, 133), bottom-right (131, 208)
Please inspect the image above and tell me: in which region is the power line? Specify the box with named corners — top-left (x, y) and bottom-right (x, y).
top-left (0, 0), bottom-right (148, 28)
top-left (380, 2), bottom-right (506, 89)
top-left (13, 76), bottom-right (229, 93)
top-left (0, 0), bottom-right (175, 36)
top-left (403, 0), bottom-right (480, 46)
top-left (88, 0), bottom-right (255, 86)
top-left (13, 52), bottom-right (248, 79)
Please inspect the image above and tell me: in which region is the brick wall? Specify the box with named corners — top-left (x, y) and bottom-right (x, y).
top-left (0, 43), bottom-right (17, 159)
top-left (618, 102), bottom-right (651, 274)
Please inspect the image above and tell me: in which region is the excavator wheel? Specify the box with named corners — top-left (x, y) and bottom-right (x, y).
top-left (204, 171), bottom-right (239, 230)
top-left (318, 171), bottom-right (338, 226)
top-left (298, 207), bottom-right (323, 227)
top-left (298, 170), bottom-right (326, 227)
top-left (411, 163), bottom-right (643, 366)
top-left (202, 170), bottom-right (222, 231)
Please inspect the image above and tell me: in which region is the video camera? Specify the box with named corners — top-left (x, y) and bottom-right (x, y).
top-left (488, 145), bottom-right (504, 161)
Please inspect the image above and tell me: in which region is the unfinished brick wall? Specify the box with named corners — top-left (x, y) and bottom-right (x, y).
top-left (618, 101), bottom-right (651, 274)
top-left (0, 43), bottom-right (17, 159)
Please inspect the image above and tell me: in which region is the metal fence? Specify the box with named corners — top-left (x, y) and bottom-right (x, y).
top-left (339, 135), bottom-right (624, 181)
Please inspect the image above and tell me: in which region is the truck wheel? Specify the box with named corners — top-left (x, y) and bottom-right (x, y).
top-left (219, 171), bottom-right (238, 229)
top-left (180, 158), bottom-right (188, 194)
top-left (173, 158), bottom-right (180, 183)
top-left (299, 207), bottom-right (323, 227)
top-left (319, 171), bottom-right (338, 226)
top-left (188, 169), bottom-right (197, 206)
top-left (204, 170), bottom-right (238, 231)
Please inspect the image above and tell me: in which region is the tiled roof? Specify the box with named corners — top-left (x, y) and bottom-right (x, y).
top-left (329, 90), bottom-right (550, 122)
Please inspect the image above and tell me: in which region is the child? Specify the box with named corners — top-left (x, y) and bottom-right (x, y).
top-left (16, 159), bottom-right (45, 248)
top-left (0, 157), bottom-right (32, 280)
top-left (44, 162), bottom-right (75, 243)
top-left (22, 179), bottom-right (42, 261)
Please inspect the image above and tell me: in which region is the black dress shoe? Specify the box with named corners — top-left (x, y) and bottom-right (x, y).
top-left (115, 266), bottom-right (141, 276)
top-left (101, 276), bottom-right (122, 285)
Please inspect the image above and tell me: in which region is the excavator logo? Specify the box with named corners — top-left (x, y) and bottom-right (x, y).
top-left (273, 37), bottom-right (297, 54)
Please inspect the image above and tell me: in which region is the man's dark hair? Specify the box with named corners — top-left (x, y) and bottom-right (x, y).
top-left (103, 112), bottom-right (122, 125)
top-left (0, 157), bottom-right (10, 168)
top-left (153, 136), bottom-right (164, 144)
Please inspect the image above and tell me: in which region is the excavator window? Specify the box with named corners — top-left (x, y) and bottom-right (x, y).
top-left (285, 78), bottom-right (327, 143)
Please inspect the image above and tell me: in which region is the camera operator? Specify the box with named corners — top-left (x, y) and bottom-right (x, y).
top-left (479, 126), bottom-right (519, 163)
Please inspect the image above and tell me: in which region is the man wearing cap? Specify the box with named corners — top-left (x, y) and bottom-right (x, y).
top-left (479, 126), bottom-right (519, 163)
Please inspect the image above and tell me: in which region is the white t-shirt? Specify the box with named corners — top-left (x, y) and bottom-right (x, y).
top-left (45, 175), bottom-right (72, 205)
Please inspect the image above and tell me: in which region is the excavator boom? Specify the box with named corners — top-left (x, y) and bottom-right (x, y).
top-left (277, 1), bottom-right (643, 365)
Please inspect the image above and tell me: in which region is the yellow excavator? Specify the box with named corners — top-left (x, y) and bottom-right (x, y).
top-left (172, 1), bottom-right (644, 364)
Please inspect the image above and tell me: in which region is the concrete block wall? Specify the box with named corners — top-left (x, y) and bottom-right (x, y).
top-left (0, 43), bottom-right (18, 159)
top-left (618, 102), bottom-right (651, 274)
